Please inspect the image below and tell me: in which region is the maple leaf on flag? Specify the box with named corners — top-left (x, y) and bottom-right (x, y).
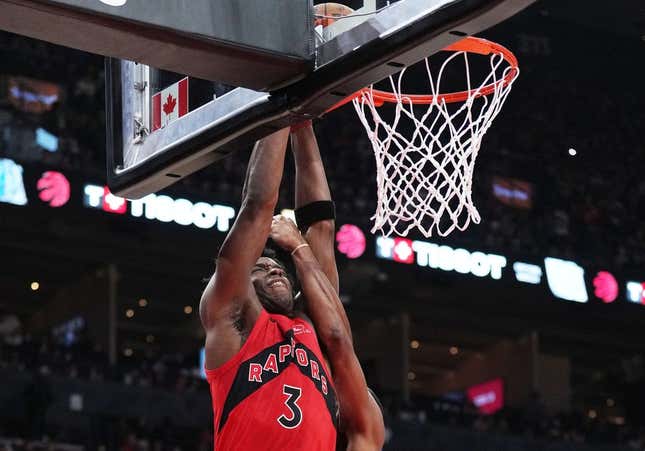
top-left (163, 94), bottom-right (177, 115)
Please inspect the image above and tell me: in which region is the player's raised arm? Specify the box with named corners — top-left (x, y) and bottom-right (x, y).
top-left (199, 129), bottom-right (290, 338)
top-left (291, 123), bottom-right (339, 293)
top-left (270, 216), bottom-right (385, 451)
top-left (291, 123), bottom-right (353, 339)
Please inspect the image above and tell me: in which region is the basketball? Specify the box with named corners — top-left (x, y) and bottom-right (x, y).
top-left (314, 2), bottom-right (355, 28)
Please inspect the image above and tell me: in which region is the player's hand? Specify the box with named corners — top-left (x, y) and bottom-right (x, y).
top-left (271, 215), bottom-right (305, 253)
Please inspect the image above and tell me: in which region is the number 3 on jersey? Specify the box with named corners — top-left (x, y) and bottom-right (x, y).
top-left (277, 385), bottom-right (302, 429)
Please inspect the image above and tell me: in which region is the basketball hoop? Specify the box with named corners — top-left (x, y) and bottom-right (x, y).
top-left (330, 37), bottom-right (519, 238)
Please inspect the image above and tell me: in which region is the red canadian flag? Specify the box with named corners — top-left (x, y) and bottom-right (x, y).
top-left (151, 77), bottom-right (188, 132)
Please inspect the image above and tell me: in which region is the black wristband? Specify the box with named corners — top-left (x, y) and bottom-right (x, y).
top-left (295, 200), bottom-right (336, 232)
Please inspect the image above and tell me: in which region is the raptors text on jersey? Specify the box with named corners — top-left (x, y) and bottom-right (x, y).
top-left (205, 310), bottom-right (338, 451)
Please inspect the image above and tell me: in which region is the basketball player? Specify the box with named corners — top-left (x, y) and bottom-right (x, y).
top-left (199, 128), bottom-right (340, 450)
top-left (271, 121), bottom-right (385, 450)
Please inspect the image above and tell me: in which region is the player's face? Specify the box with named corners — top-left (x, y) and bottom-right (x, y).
top-left (251, 257), bottom-right (294, 315)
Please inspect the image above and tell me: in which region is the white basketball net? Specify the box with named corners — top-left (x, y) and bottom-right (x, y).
top-left (353, 47), bottom-right (518, 237)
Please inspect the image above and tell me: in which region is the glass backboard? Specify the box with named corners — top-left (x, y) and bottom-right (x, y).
top-left (105, 0), bottom-right (536, 198)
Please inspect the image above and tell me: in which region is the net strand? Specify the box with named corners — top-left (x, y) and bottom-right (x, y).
top-left (353, 46), bottom-right (518, 237)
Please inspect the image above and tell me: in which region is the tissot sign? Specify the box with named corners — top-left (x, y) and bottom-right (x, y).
top-left (374, 234), bottom-right (644, 308)
top-left (1, 158), bottom-right (644, 309)
top-left (376, 237), bottom-right (507, 280)
top-left (83, 184), bottom-right (235, 232)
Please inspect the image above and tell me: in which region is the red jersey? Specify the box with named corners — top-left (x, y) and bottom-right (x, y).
top-left (205, 310), bottom-right (338, 451)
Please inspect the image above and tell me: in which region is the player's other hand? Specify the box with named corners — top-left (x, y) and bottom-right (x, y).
top-left (271, 215), bottom-right (305, 253)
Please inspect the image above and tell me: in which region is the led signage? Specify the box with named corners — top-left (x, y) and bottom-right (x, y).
top-left (467, 379), bottom-right (504, 415)
top-left (544, 257), bottom-right (588, 303)
top-left (376, 237), bottom-right (507, 280)
top-left (336, 224), bottom-right (366, 259)
top-left (83, 184), bottom-right (235, 232)
top-left (626, 282), bottom-right (645, 305)
top-left (593, 271), bottom-right (618, 303)
top-left (0, 158), bottom-right (28, 206)
top-left (37, 171), bottom-right (70, 207)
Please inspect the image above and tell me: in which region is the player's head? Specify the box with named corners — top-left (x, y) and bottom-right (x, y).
top-left (251, 248), bottom-right (296, 316)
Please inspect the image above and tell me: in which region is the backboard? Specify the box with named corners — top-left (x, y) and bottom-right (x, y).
top-left (104, 0), bottom-right (536, 198)
top-left (0, 0), bottom-right (312, 90)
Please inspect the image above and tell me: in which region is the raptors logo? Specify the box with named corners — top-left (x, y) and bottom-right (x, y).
top-left (247, 342), bottom-right (329, 395)
top-left (217, 338), bottom-right (337, 435)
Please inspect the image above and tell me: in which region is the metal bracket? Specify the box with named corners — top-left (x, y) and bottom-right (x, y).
top-left (133, 81), bottom-right (147, 91)
top-left (132, 63), bottom-right (150, 144)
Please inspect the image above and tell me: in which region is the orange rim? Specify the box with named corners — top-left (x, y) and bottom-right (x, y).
top-left (327, 36), bottom-right (518, 112)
